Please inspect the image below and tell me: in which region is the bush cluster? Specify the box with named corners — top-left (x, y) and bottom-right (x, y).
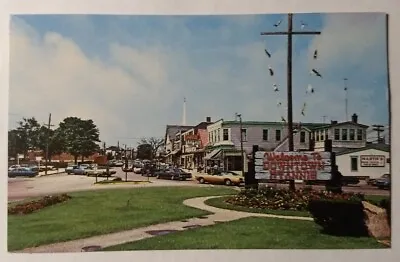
top-left (226, 187), bottom-right (364, 211)
top-left (8, 194), bottom-right (72, 215)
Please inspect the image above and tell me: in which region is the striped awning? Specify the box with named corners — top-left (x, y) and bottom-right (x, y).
top-left (203, 149), bottom-right (222, 160)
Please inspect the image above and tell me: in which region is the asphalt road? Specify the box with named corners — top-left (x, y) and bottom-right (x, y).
top-left (8, 168), bottom-right (390, 202)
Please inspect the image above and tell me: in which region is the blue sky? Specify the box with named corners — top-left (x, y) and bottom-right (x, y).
top-left (9, 13), bottom-right (389, 146)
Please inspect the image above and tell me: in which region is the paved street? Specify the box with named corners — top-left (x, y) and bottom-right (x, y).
top-left (7, 168), bottom-right (200, 202)
top-left (8, 168), bottom-right (390, 202)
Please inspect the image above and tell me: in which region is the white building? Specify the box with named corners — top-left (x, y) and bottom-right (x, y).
top-left (335, 143), bottom-right (390, 179)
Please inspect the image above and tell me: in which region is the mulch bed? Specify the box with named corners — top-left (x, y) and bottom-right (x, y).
top-left (8, 194), bottom-right (72, 215)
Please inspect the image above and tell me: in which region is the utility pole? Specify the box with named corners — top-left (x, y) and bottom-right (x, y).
top-left (44, 113), bottom-right (52, 176)
top-left (322, 115), bottom-right (328, 124)
top-left (344, 78), bottom-right (349, 121)
top-left (261, 14), bottom-right (321, 191)
top-left (372, 125), bottom-right (385, 143)
top-left (103, 142), bottom-right (106, 155)
top-left (236, 113), bottom-right (245, 177)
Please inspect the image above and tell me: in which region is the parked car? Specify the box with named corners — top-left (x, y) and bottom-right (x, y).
top-left (8, 165), bottom-right (22, 171)
top-left (375, 174), bottom-right (390, 189)
top-left (341, 176), bottom-right (360, 186)
top-left (86, 167), bottom-right (116, 177)
top-left (65, 165), bottom-right (78, 174)
top-left (195, 171), bottom-right (244, 186)
top-left (70, 165), bottom-right (90, 175)
top-left (8, 167), bottom-right (39, 178)
top-left (155, 168), bottom-right (192, 181)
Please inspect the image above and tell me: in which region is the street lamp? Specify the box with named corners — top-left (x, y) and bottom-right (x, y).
top-left (235, 113), bottom-right (245, 177)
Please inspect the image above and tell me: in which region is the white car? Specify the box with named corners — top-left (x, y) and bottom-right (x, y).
top-left (8, 165), bottom-right (22, 171)
top-left (133, 167), bottom-right (142, 173)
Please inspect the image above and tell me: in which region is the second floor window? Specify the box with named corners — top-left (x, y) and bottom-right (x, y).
top-left (276, 130), bottom-right (281, 141)
top-left (334, 129), bottom-right (340, 140)
top-left (223, 128), bottom-right (229, 141)
top-left (263, 129), bottom-right (269, 141)
top-left (300, 131), bottom-right (306, 143)
top-left (241, 129), bottom-right (247, 141)
top-left (342, 129), bottom-right (348, 140)
top-left (349, 129), bottom-right (355, 140)
top-left (357, 129), bottom-right (363, 140)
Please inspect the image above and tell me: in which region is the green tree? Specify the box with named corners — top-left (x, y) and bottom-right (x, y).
top-left (58, 117), bottom-right (101, 164)
top-left (15, 117), bottom-right (41, 155)
top-left (37, 126), bottom-right (65, 161)
top-left (8, 129), bottom-right (25, 159)
top-left (136, 143), bottom-right (153, 160)
top-left (138, 137), bottom-right (164, 159)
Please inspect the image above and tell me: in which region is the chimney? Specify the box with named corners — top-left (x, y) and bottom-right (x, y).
top-left (331, 120), bottom-right (338, 125)
top-left (352, 113), bottom-right (358, 123)
top-left (206, 117), bottom-right (211, 123)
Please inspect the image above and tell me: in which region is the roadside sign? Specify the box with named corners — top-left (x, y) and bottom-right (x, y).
top-left (255, 151), bottom-right (332, 181)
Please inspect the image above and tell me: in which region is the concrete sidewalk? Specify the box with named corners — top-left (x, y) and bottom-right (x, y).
top-left (17, 195), bottom-right (312, 253)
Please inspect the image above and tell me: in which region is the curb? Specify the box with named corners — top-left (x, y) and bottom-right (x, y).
top-left (93, 181), bottom-right (152, 185)
top-left (37, 170), bottom-right (66, 177)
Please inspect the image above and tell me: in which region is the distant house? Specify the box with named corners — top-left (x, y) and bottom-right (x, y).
top-left (163, 124), bottom-right (195, 165)
top-left (181, 118), bottom-right (212, 169)
top-left (312, 114), bottom-right (369, 154)
top-left (335, 143), bottom-right (390, 179)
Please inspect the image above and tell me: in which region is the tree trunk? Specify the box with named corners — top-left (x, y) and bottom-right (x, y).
top-left (74, 155), bottom-right (78, 165)
top-left (81, 155), bottom-right (84, 163)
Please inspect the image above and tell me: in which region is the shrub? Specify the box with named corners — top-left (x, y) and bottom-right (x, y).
top-left (8, 194), bottom-right (72, 215)
top-left (113, 177), bottom-right (122, 181)
top-left (308, 198), bottom-right (368, 236)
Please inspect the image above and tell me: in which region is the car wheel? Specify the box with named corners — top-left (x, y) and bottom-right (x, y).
top-left (199, 177), bottom-right (205, 184)
top-left (225, 179), bottom-right (232, 186)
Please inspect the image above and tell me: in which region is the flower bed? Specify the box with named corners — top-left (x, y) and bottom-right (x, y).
top-left (8, 194), bottom-right (72, 215)
top-left (225, 187), bottom-right (364, 212)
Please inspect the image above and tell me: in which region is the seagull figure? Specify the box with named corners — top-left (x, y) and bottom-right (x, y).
top-left (277, 100), bottom-right (282, 106)
top-left (311, 69), bottom-right (322, 78)
top-left (301, 103), bottom-right (307, 116)
top-left (300, 21), bottom-right (307, 29)
top-left (281, 116), bottom-right (286, 122)
top-left (274, 20), bottom-right (282, 27)
top-left (313, 50), bottom-right (318, 59)
top-left (273, 83), bottom-right (279, 92)
top-left (306, 84), bottom-right (314, 94)
top-left (264, 49), bottom-right (271, 58)
top-left (268, 66), bottom-right (274, 76)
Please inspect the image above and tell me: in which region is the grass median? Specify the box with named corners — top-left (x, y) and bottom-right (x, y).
top-left (104, 216), bottom-right (385, 250)
top-left (8, 186), bottom-right (236, 251)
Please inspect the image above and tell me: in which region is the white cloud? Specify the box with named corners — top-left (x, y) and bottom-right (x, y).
top-left (9, 14), bottom-right (388, 147)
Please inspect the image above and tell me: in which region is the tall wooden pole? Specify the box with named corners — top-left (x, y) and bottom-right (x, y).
top-left (261, 13), bottom-right (321, 191)
top-left (287, 14), bottom-right (294, 152)
top-left (44, 113), bottom-right (52, 176)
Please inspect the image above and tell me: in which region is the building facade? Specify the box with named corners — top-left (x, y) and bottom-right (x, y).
top-left (204, 119), bottom-right (326, 172)
top-left (335, 144), bottom-right (390, 179)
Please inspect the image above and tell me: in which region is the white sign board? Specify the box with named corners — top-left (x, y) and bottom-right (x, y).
top-left (36, 156), bottom-right (43, 161)
top-left (17, 154), bottom-right (24, 159)
top-left (360, 155), bottom-right (386, 167)
top-left (255, 151), bottom-right (332, 181)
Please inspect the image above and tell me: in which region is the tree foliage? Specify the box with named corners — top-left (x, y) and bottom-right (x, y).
top-left (56, 117), bottom-right (101, 163)
top-left (136, 143), bottom-right (153, 160)
top-left (138, 137), bottom-right (164, 159)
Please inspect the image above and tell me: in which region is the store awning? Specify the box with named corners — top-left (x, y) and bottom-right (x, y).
top-left (204, 149), bottom-right (222, 160)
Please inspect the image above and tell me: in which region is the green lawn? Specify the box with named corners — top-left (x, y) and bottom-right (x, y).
top-left (8, 186), bottom-right (236, 251)
top-left (104, 216), bottom-right (385, 250)
top-left (205, 196), bottom-right (311, 217)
